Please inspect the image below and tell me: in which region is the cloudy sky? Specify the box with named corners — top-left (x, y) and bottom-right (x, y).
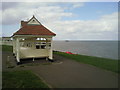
top-left (0, 1), bottom-right (118, 40)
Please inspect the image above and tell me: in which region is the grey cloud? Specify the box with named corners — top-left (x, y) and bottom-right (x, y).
top-left (2, 2), bottom-right (19, 10)
top-left (1, 2), bottom-right (74, 25)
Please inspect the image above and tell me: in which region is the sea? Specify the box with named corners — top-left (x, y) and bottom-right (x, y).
top-left (53, 41), bottom-right (119, 60)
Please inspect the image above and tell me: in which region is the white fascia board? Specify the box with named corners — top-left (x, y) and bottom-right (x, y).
top-left (12, 35), bottom-right (54, 38)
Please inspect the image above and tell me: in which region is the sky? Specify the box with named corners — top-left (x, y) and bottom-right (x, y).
top-left (0, 1), bottom-right (119, 40)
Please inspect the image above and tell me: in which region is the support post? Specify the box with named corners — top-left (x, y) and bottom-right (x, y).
top-left (33, 58), bottom-right (34, 61)
top-left (16, 38), bottom-right (20, 62)
top-left (48, 38), bottom-right (53, 60)
top-left (14, 38), bottom-right (17, 56)
top-left (13, 38), bottom-right (15, 54)
top-left (46, 57), bottom-right (48, 61)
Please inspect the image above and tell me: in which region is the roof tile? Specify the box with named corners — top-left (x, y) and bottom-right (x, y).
top-left (13, 25), bottom-right (56, 36)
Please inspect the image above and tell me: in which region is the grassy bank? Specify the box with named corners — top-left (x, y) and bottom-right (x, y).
top-left (2, 70), bottom-right (50, 88)
top-left (1, 45), bottom-right (13, 52)
top-left (54, 51), bottom-right (119, 73)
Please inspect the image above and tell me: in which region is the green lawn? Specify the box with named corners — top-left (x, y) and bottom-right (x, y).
top-left (1, 45), bottom-right (13, 52)
top-left (2, 70), bottom-right (50, 89)
top-left (54, 51), bottom-right (119, 73)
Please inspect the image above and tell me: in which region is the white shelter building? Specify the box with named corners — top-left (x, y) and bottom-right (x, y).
top-left (12, 16), bottom-right (56, 64)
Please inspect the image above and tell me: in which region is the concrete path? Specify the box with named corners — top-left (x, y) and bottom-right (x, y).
top-left (2, 51), bottom-right (118, 88)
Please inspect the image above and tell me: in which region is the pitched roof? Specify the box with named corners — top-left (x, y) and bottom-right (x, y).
top-left (13, 25), bottom-right (56, 36)
top-left (13, 16), bottom-right (56, 36)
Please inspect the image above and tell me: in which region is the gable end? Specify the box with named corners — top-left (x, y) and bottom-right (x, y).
top-left (27, 16), bottom-right (41, 25)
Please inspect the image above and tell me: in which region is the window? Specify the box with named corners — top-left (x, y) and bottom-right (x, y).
top-left (26, 43), bottom-right (32, 47)
top-left (36, 45), bottom-right (40, 49)
top-left (20, 42), bottom-right (24, 47)
top-left (41, 38), bottom-right (46, 40)
top-left (41, 45), bottom-right (46, 49)
top-left (49, 44), bottom-right (51, 47)
top-left (41, 42), bottom-right (46, 49)
top-left (36, 38), bottom-right (46, 41)
top-left (22, 38), bottom-right (25, 40)
top-left (35, 42), bottom-right (46, 49)
top-left (27, 43), bottom-right (29, 47)
top-left (35, 38), bottom-right (47, 49)
top-left (48, 42), bottom-right (51, 49)
top-left (36, 38), bottom-right (40, 40)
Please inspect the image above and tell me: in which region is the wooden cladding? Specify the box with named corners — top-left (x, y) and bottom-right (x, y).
top-left (20, 40), bottom-right (51, 42)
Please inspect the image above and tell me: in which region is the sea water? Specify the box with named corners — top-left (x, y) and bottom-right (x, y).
top-left (53, 41), bottom-right (118, 60)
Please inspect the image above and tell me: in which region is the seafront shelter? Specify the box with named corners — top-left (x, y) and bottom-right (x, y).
top-left (12, 16), bottom-right (56, 64)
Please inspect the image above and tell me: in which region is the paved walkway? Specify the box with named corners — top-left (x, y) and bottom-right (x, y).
top-left (2, 51), bottom-right (118, 88)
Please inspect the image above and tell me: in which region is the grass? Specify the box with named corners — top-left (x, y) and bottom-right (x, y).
top-left (54, 51), bottom-right (119, 73)
top-left (2, 70), bottom-right (50, 89)
top-left (1, 45), bottom-right (13, 52)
